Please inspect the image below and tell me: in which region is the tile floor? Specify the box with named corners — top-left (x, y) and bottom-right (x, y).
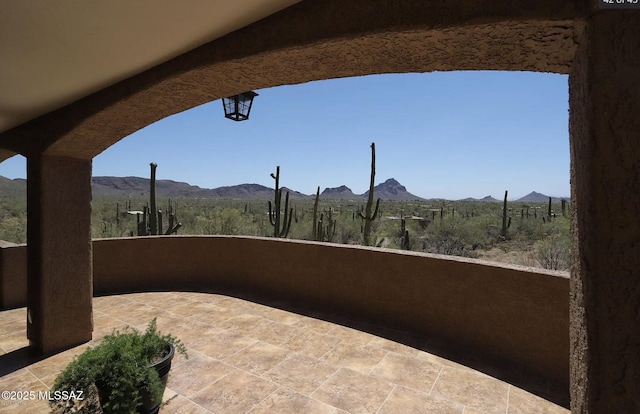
top-left (0, 292), bottom-right (569, 413)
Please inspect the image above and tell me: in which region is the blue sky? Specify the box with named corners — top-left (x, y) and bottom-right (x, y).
top-left (0, 71), bottom-right (570, 200)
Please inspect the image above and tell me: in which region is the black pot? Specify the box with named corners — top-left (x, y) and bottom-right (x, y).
top-left (139, 343), bottom-right (175, 414)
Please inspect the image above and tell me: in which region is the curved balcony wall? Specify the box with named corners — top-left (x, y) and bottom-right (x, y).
top-left (0, 236), bottom-right (568, 389)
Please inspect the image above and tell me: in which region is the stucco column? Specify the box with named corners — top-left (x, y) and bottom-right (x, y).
top-left (569, 11), bottom-right (640, 413)
top-left (26, 155), bottom-right (93, 354)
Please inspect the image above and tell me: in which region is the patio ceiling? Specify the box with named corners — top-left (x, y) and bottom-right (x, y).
top-left (0, 0), bottom-right (301, 135)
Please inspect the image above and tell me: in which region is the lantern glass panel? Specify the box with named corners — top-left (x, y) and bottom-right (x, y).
top-left (222, 91), bottom-right (258, 121)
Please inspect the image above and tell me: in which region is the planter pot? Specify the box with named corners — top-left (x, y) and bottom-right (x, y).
top-left (96, 343), bottom-right (175, 414)
top-left (139, 343), bottom-right (175, 414)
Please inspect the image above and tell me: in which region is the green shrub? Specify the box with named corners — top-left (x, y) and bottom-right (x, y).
top-left (50, 319), bottom-right (188, 414)
top-left (534, 227), bottom-right (571, 270)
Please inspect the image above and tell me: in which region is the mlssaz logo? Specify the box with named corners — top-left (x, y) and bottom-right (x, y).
top-left (40, 390), bottom-right (84, 401)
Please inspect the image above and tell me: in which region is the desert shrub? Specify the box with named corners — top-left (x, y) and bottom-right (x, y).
top-left (0, 215), bottom-right (26, 243)
top-left (534, 221), bottom-right (571, 270)
top-left (0, 195), bottom-right (572, 270)
top-left (512, 217), bottom-right (541, 241)
top-left (339, 218), bottom-right (361, 244)
top-left (423, 219), bottom-right (471, 256)
top-left (0, 198), bottom-right (27, 243)
top-left (425, 231), bottom-right (467, 256)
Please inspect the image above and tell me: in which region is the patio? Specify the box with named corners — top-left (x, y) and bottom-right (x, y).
top-left (0, 291), bottom-right (568, 413)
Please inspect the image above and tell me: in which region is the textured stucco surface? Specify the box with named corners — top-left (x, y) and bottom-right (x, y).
top-left (569, 10), bottom-right (640, 413)
top-left (99, 237), bottom-right (570, 392)
top-left (25, 156), bottom-right (93, 354)
top-left (0, 236), bottom-right (570, 392)
top-left (92, 236), bottom-right (570, 391)
top-left (0, 0), bottom-right (582, 160)
top-left (0, 243), bottom-right (26, 310)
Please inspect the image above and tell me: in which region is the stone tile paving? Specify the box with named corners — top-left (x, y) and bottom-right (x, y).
top-left (0, 292), bottom-right (569, 413)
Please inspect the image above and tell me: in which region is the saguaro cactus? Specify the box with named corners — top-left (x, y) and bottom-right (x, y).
top-left (359, 142), bottom-right (380, 246)
top-left (320, 208), bottom-right (337, 242)
top-left (402, 229), bottom-right (410, 250)
top-left (135, 163), bottom-right (181, 236)
top-left (311, 187), bottom-right (337, 242)
top-left (163, 198), bottom-right (181, 235)
top-left (400, 217), bottom-right (410, 250)
top-left (136, 206), bottom-right (148, 236)
top-left (312, 186), bottom-right (320, 240)
top-left (501, 190), bottom-right (511, 239)
top-left (268, 166), bottom-right (293, 238)
top-left (149, 162), bottom-right (158, 235)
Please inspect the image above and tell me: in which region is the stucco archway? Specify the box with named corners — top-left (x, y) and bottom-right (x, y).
top-left (0, 1), bottom-right (581, 160)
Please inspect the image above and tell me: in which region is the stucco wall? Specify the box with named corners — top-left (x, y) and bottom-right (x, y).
top-left (1, 236), bottom-right (569, 389)
top-left (0, 241), bottom-right (27, 310)
top-left (568, 11), bottom-right (640, 412)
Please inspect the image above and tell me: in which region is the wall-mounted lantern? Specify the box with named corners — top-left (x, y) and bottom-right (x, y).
top-left (222, 91), bottom-right (258, 121)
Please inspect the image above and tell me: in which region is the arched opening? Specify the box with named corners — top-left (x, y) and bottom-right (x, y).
top-left (87, 71), bottom-right (570, 270)
top-left (0, 155), bottom-right (27, 243)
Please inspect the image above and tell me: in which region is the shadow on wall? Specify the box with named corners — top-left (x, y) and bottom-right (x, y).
top-left (0, 236), bottom-right (569, 402)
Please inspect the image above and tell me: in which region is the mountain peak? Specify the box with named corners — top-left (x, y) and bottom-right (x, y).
top-left (322, 185), bottom-right (352, 193)
top-left (459, 195), bottom-right (500, 202)
top-left (364, 178), bottom-right (422, 201)
top-left (517, 191), bottom-right (550, 202)
top-left (376, 178), bottom-right (407, 195)
top-left (321, 185), bottom-right (358, 200)
top-left (382, 178), bottom-right (401, 186)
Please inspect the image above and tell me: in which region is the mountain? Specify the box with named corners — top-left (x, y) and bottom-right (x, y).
top-left (2, 174), bottom-right (566, 202)
top-left (363, 178), bottom-right (424, 201)
top-left (516, 191), bottom-right (567, 203)
top-left (91, 176), bottom-right (424, 200)
top-left (0, 176), bottom-right (26, 197)
top-left (280, 187), bottom-right (313, 199)
top-left (92, 176), bottom-right (213, 197)
top-left (208, 184), bottom-right (273, 199)
top-left (92, 176), bottom-right (240, 198)
top-left (321, 185), bottom-right (359, 200)
top-left (460, 195), bottom-right (500, 202)
top-left (92, 178), bottom-right (281, 199)
top-left (460, 192), bottom-right (569, 203)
